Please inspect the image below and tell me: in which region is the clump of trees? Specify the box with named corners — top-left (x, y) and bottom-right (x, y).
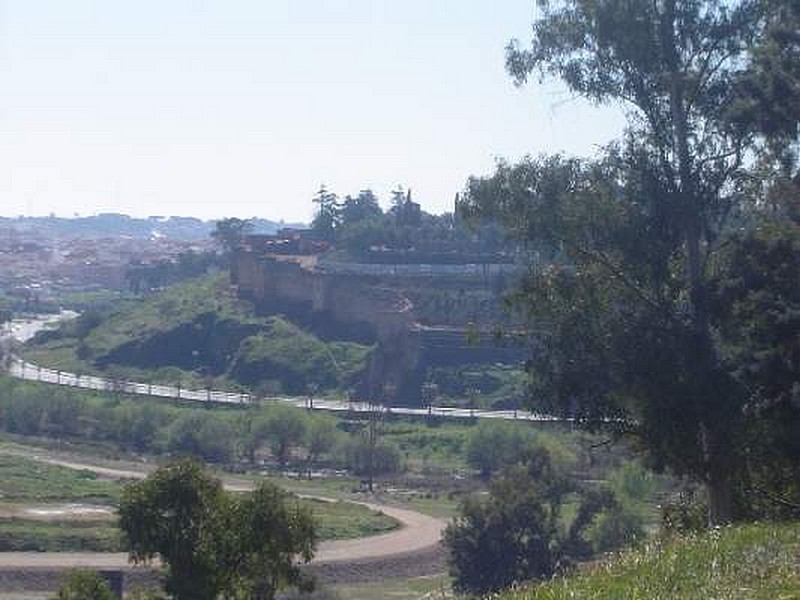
top-left (309, 184), bottom-right (509, 258)
top-left (462, 0), bottom-right (800, 526)
top-left (126, 251), bottom-right (220, 294)
top-left (0, 378), bottom-right (403, 479)
top-left (443, 0), bottom-right (800, 594)
top-left (447, 425), bottom-right (654, 595)
top-left (119, 459), bottom-right (316, 600)
top-left (211, 217), bottom-right (254, 256)
top-left (445, 447), bottom-right (634, 595)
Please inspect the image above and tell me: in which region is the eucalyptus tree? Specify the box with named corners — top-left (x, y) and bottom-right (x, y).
top-left (464, 0), bottom-right (793, 524)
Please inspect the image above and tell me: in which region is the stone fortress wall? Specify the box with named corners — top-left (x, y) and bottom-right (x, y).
top-left (232, 246), bottom-right (524, 404)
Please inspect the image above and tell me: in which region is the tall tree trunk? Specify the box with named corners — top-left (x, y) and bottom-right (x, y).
top-left (701, 423), bottom-right (735, 525)
top-left (708, 467), bottom-right (734, 525)
top-left (662, 0), bottom-right (733, 526)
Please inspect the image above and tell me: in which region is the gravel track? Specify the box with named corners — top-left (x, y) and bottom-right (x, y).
top-left (0, 450), bottom-right (447, 572)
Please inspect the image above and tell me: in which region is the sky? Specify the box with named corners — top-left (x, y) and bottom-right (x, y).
top-left (0, 0), bottom-right (626, 223)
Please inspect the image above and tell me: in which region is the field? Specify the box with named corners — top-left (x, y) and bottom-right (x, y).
top-left (331, 573), bottom-right (452, 600)
top-left (0, 451), bottom-right (399, 552)
top-left (0, 454), bottom-right (120, 504)
top-left (500, 522), bottom-right (800, 600)
top-left (0, 374), bottom-right (662, 523)
top-left (0, 371), bottom-right (673, 597)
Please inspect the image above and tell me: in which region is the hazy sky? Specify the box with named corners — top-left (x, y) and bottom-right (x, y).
top-left (1, 1), bottom-right (626, 223)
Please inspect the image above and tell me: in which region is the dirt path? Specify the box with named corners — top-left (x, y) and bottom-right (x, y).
top-left (0, 449), bottom-right (446, 567)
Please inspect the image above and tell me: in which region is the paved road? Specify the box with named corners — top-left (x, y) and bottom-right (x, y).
top-left (6, 358), bottom-right (561, 423)
top-left (0, 449), bottom-right (446, 568)
top-left (3, 313), bottom-right (563, 423)
top-left (0, 315), bottom-right (454, 577)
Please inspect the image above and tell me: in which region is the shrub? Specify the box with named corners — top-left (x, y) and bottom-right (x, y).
top-left (445, 448), bottom-right (620, 596)
top-left (336, 437), bottom-right (403, 476)
top-left (167, 412), bottom-right (235, 463)
top-left (50, 570), bottom-right (116, 600)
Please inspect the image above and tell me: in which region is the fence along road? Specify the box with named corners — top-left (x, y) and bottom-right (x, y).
top-left (7, 357), bottom-right (565, 423)
top-left (3, 314), bottom-right (562, 423)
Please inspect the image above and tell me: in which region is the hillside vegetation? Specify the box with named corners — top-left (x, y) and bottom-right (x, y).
top-left (24, 274), bottom-right (373, 395)
top-left (500, 523), bottom-right (800, 600)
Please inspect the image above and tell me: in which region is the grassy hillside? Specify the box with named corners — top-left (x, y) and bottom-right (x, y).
top-left (24, 274), bottom-right (373, 395)
top-left (500, 522), bottom-right (800, 600)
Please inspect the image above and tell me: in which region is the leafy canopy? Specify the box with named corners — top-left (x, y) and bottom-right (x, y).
top-left (119, 459), bottom-right (316, 600)
top-left (463, 0), bottom-right (799, 524)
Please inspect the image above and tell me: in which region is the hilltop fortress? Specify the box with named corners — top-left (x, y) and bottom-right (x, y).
top-left (231, 232), bottom-right (525, 404)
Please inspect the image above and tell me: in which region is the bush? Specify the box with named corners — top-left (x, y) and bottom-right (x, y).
top-left (661, 489), bottom-right (708, 533)
top-left (582, 462), bottom-right (652, 552)
top-left (336, 437), bottom-right (403, 476)
top-left (51, 570), bottom-right (116, 600)
top-left (584, 504), bottom-right (645, 553)
top-left (445, 450), bottom-right (567, 595)
top-left (256, 405), bottom-right (309, 468)
top-left (445, 448), bottom-right (620, 596)
top-left (465, 421), bottom-right (567, 479)
top-left (167, 412), bottom-right (235, 463)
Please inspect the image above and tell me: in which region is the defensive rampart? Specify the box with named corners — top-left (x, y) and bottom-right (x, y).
top-left (232, 250), bottom-right (524, 403)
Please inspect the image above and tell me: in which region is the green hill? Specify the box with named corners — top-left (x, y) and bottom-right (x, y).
top-left (24, 274), bottom-right (373, 395)
top-left (500, 522), bottom-right (800, 600)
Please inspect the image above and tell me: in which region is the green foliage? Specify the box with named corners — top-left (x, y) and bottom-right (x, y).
top-left (31, 274), bottom-right (259, 364)
top-left (223, 483), bottom-right (316, 599)
top-left (582, 462), bottom-right (654, 554)
top-left (311, 186), bottom-right (339, 241)
top-left (304, 415), bottom-right (340, 475)
top-left (444, 448), bottom-right (613, 595)
top-left (119, 459), bottom-right (316, 600)
top-left (339, 190), bottom-right (382, 226)
top-left (126, 251), bottom-right (220, 293)
top-left (465, 420), bottom-right (574, 479)
top-left (465, 0), bottom-right (800, 525)
top-left (497, 522), bottom-right (800, 600)
top-left (50, 570), bottom-right (115, 600)
top-left (257, 405), bottom-right (309, 467)
top-left (211, 217), bottom-right (253, 255)
top-left (0, 377), bottom-right (404, 476)
top-left (609, 462), bottom-right (657, 505)
top-left (24, 274), bottom-right (373, 395)
top-left (337, 436), bottom-right (403, 477)
top-left (661, 489), bottom-right (709, 533)
top-left (426, 363), bottom-right (527, 406)
top-left (731, 0), bottom-right (800, 163)
top-left (126, 588), bottom-right (166, 600)
top-left (112, 403), bottom-right (164, 451)
top-left (583, 503), bottom-right (645, 555)
top-left (711, 219), bottom-right (800, 518)
top-left (336, 216), bottom-right (389, 254)
top-left (305, 498), bottom-right (397, 541)
top-left (231, 318), bottom-right (371, 394)
top-left (120, 460), bottom-right (227, 600)
top-left (167, 412), bottom-right (235, 463)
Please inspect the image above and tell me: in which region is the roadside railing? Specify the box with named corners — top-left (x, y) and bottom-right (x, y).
top-left (5, 357), bottom-right (563, 423)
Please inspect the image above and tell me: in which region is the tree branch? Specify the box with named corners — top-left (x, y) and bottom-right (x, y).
top-left (752, 485), bottom-right (800, 513)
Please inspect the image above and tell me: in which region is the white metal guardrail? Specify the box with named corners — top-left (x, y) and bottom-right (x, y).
top-left (5, 357), bottom-right (562, 423)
